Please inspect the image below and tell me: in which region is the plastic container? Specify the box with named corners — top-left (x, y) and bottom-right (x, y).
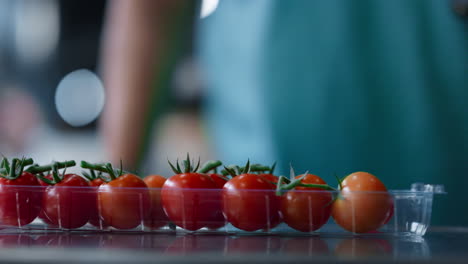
top-left (0, 183), bottom-right (444, 237)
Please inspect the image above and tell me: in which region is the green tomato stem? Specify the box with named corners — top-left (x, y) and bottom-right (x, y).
top-left (36, 174), bottom-right (54, 185)
top-left (275, 173), bottom-right (336, 196)
top-left (81, 161), bottom-right (131, 180)
top-left (90, 169), bottom-right (97, 179)
top-left (198, 160), bottom-right (222, 173)
top-left (80, 161), bottom-right (107, 171)
top-left (20, 158), bottom-right (34, 167)
top-left (9, 159), bottom-right (17, 179)
top-left (3, 159), bottom-right (10, 174)
top-left (26, 160), bottom-right (76, 174)
top-left (270, 162), bottom-right (277, 174)
top-left (276, 176), bottom-right (288, 196)
top-left (249, 164), bottom-right (271, 172)
top-left (105, 163), bottom-right (117, 181)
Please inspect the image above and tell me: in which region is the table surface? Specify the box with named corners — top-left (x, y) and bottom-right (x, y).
top-left (0, 227), bottom-right (466, 263)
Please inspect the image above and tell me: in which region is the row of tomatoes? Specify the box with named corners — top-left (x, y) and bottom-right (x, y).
top-left (0, 157), bottom-right (393, 233)
top-left (161, 159), bottom-right (393, 233)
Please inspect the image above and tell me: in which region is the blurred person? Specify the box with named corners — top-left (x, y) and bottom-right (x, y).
top-left (99, 0), bottom-right (468, 226)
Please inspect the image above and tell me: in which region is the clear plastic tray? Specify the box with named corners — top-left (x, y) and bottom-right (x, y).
top-left (0, 183), bottom-right (444, 237)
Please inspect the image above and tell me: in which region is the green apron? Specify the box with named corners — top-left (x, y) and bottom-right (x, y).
top-left (198, 0), bottom-right (468, 226)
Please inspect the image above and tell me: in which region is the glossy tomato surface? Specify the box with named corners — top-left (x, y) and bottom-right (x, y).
top-left (161, 173), bottom-right (222, 231)
top-left (222, 173), bottom-right (280, 231)
top-left (0, 172), bottom-right (42, 227)
top-left (331, 172), bottom-right (393, 233)
top-left (280, 174), bottom-right (332, 232)
top-left (98, 174), bottom-right (150, 230)
top-left (143, 175), bottom-right (168, 229)
top-left (42, 174), bottom-right (93, 229)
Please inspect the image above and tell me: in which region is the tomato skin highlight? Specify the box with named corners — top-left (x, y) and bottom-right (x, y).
top-left (161, 173), bottom-right (222, 231)
top-left (42, 174), bottom-right (93, 229)
top-left (280, 174), bottom-right (332, 232)
top-left (0, 172), bottom-right (42, 227)
top-left (143, 175), bottom-right (169, 229)
top-left (98, 174), bottom-right (150, 230)
top-left (222, 173), bottom-right (280, 231)
top-left (331, 172), bottom-right (393, 233)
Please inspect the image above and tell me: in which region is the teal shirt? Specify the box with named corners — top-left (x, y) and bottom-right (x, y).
top-left (198, 0), bottom-right (468, 226)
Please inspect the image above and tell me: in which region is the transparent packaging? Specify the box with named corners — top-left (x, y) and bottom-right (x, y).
top-left (0, 183), bottom-right (444, 237)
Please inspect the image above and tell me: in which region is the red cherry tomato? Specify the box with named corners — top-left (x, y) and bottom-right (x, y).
top-left (42, 174), bottom-right (93, 229)
top-left (0, 172), bottom-right (42, 227)
top-left (35, 174), bottom-right (55, 226)
top-left (143, 175), bottom-right (169, 229)
top-left (331, 172), bottom-right (393, 233)
top-left (222, 173), bottom-right (280, 231)
top-left (98, 173), bottom-right (150, 230)
top-left (88, 178), bottom-right (108, 228)
top-left (161, 172), bottom-right (222, 231)
top-left (280, 174), bottom-right (332, 232)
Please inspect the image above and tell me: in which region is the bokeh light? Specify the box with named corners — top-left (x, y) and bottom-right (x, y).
top-left (55, 69), bottom-right (105, 127)
top-left (201, 0), bottom-right (219, 18)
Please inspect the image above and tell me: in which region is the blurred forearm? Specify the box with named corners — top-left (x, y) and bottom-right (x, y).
top-left (99, 0), bottom-right (196, 171)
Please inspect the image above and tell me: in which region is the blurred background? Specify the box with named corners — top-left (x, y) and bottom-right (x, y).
top-left (0, 0), bottom-right (467, 229)
top-left (0, 0), bottom-right (219, 176)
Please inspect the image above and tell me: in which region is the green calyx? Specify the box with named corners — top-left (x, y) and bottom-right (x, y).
top-left (82, 168), bottom-right (106, 182)
top-left (222, 159), bottom-right (252, 177)
top-left (221, 160), bottom-right (278, 177)
top-left (35, 161), bottom-right (75, 185)
top-left (0, 157), bottom-right (34, 180)
top-left (81, 160), bottom-right (127, 182)
top-left (275, 166), bottom-right (336, 196)
top-left (168, 153), bottom-right (200, 174)
top-left (26, 160), bottom-right (76, 175)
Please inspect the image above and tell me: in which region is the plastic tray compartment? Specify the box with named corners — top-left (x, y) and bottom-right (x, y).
top-left (0, 183), bottom-right (444, 237)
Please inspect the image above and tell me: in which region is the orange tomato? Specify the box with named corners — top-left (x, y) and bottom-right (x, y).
top-left (331, 172), bottom-right (393, 233)
top-left (98, 174), bottom-right (150, 229)
top-left (280, 174), bottom-right (332, 232)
